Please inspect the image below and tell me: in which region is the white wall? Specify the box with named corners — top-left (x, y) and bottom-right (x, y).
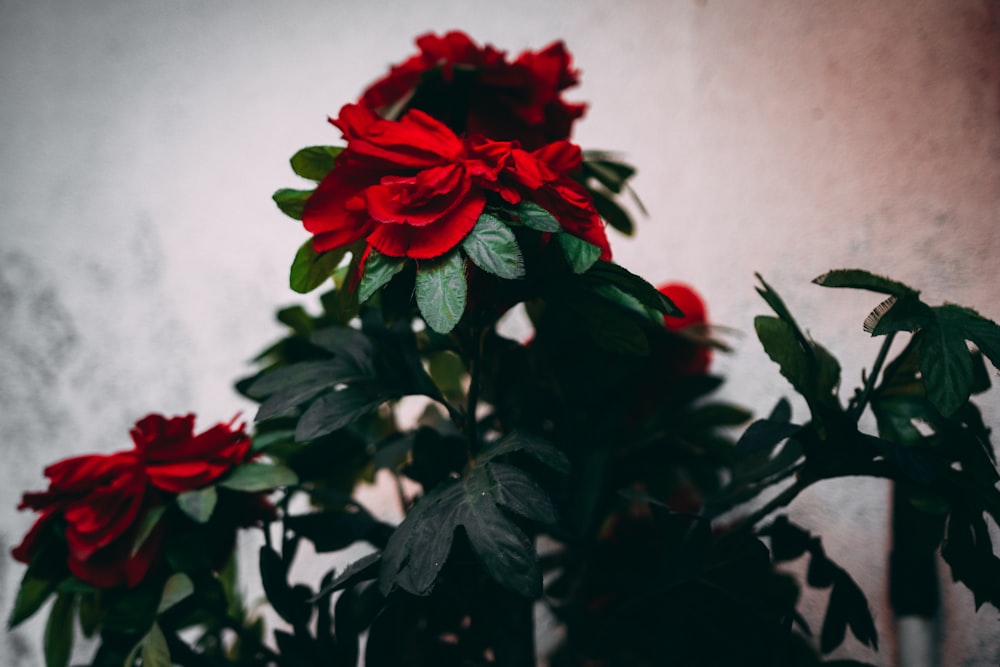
top-left (2, 1), bottom-right (998, 664)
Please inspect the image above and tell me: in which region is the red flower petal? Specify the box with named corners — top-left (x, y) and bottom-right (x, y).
top-left (367, 192), bottom-right (485, 259)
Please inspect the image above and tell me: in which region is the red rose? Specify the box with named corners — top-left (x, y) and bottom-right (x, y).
top-left (302, 104), bottom-right (610, 263)
top-left (359, 31), bottom-right (586, 149)
top-left (12, 414), bottom-right (252, 588)
top-left (658, 282), bottom-right (711, 376)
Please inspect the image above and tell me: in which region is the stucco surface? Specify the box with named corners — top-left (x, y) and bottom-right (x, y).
top-left (1, 1), bottom-right (998, 665)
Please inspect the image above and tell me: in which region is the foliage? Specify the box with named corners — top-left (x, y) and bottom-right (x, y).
top-left (10, 31), bottom-right (1000, 667)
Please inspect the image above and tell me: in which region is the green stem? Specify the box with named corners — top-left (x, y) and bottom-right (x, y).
top-left (849, 331), bottom-right (897, 422)
top-left (465, 328), bottom-right (486, 457)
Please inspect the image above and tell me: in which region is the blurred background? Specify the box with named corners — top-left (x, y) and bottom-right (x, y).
top-left (1, 1), bottom-right (998, 664)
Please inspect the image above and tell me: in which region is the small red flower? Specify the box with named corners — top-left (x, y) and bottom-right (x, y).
top-left (12, 414), bottom-right (253, 588)
top-left (359, 31), bottom-right (586, 150)
top-left (658, 282), bottom-right (712, 376)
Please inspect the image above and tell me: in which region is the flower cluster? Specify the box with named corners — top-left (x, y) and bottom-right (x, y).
top-left (359, 30), bottom-right (586, 149)
top-left (13, 414), bottom-right (261, 588)
top-left (303, 103), bottom-right (609, 263)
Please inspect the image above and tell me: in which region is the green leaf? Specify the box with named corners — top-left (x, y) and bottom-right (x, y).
top-left (251, 429), bottom-right (295, 452)
top-left (415, 252), bottom-right (468, 334)
top-left (516, 201), bottom-right (560, 232)
top-left (358, 249), bottom-right (406, 304)
top-left (558, 233), bottom-right (601, 274)
top-left (380, 462), bottom-right (549, 598)
top-left (935, 303), bottom-right (1000, 372)
top-left (864, 294), bottom-right (933, 336)
top-left (273, 188), bottom-right (313, 221)
top-left (157, 573), bottom-right (195, 614)
top-left (586, 262), bottom-right (681, 316)
top-left (588, 187), bottom-right (635, 235)
top-left (259, 546), bottom-right (312, 627)
top-left (462, 213), bottom-right (525, 279)
top-left (754, 315), bottom-right (840, 410)
top-left (582, 158), bottom-right (636, 194)
top-left (290, 146), bottom-right (343, 181)
top-left (290, 240), bottom-right (347, 294)
top-left (43, 592), bottom-right (74, 667)
top-left (219, 462), bottom-right (298, 492)
top-left (252, 358), bottom-right (377, 422)
top-left (140, 622), bottom-right (172, 667)
top-left (479, 431), bottom-right (570, 474)
top-left (920, 317), bottom-right (974, 416)
top-left (131, 505), bottom-right (167, 555)
top-left (9, 573), bottom-right (57, 629)
top-left (176, 487), bottom-right (217, 524)
top-left (294, 385), bottom-right (394, 441)
top-left (812, 269), bottom-right (918, 296)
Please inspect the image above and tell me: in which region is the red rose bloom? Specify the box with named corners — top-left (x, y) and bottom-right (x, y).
top-left (12, 414), bottom-right (252, 588)
top-left (359, 31), bottom-right (586, 150)
top-left (302, 103), bottom-right (610, 263)
top-left (658, 282), bottom-right (712, 376)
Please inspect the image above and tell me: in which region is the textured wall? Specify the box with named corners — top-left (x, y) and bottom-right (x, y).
top-left (1, 1), bottom-right (998, 665)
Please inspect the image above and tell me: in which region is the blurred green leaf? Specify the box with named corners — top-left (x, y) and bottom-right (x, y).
top-left (273, 188), bottom-right (313, 220)
top-left (43, 592), bottom-right (73, 667)
top-left (220, 462), bottom-right (298, 492)
top-left (140, 622), bottom-right (172, 667)
top-left (131, 505), bottom-right (167, 555)
top-left (157, 573), bottom-right (195, 614)
top-left (8, 573), bottom-right (56, 629)
top-left (176, 487), bottom-right (216, 524)
top-left (290, 240), bottom-right (347, 295)
top-left (290, 146), bottom-right (343, 181)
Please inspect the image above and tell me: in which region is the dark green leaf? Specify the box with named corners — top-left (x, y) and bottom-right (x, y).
top-left (378, 480), bottom-right (462, 597)
top-left (220, 462), bottom-right (298, 491)
top-left (157, 573), bottom-right (195, 614)
top-left (460, 490), bottom-right (541, 597)
top-left (589, 187), bottom-right (635, 235)
top-left (489, 463), bottom-right (558, 524)
top-left (920, 318), bottom-right (974, 416)
top-left (314, 552), bottom-right (381, 599)
top-left (754, 315), bottom-right (840, 409)
top-left (290, 146), bottom-right (343, 182)
top-left (760, 516), bottom-right (812, 562)
top-left (462, 213), bottom-right (525, 279)
top-left (9, 573), bottom-right (57, 629)
top-left (415, 252), bottom-right (467, 334)
top-left (586, 261), bottom-right (681, 316)
top-left (812, 269), bottom-right (918, 296)
top-left (942, 507), bottom-right (1000, 610)
top-left (380, 462), bottom-right (549, 598)
top-left (252, 359), bottom-right (376, 421)
top-left (358, 249), bottom-right (407, 304)
top-left (285, 510), bottom-right (393, 552)
top-left (582, 159), bottom-right (636, 194)
top-left (290, 239), bottom-right (346, 295)
top-left (863, 293), bottom-right (933, 336)
top-left (273, 188), bottom-right (313, 221)
top-left (259, 546), bottom-right (311, 627)
top-left (736, 419), bottom-right (803, 456)
top-left (821, 575), bottom-right (878, 652)
top-left (479, 431), bottom-right (570, 474)
top-left (558, 233), bottom-right (601, 274)
top-left (251, 429), bottom-right (295, 452)
top-left (516, 201), bottom-right (560, 232)
top-left (295, 385), bottom-right (393, 441)
top-left (43, 592), bottom-right (74, 667)
top-left (936, 303), bottom-right (1000, 372)
top-left (176, 487), bottom-right (216, 524)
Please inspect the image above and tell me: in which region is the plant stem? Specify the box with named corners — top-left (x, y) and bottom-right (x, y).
top-left (465, 327), bottom-right (486, 457)
top-left (849, 331), bottom-right (896, 422)
top-left (726, 475), bottom-right (812, 533)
